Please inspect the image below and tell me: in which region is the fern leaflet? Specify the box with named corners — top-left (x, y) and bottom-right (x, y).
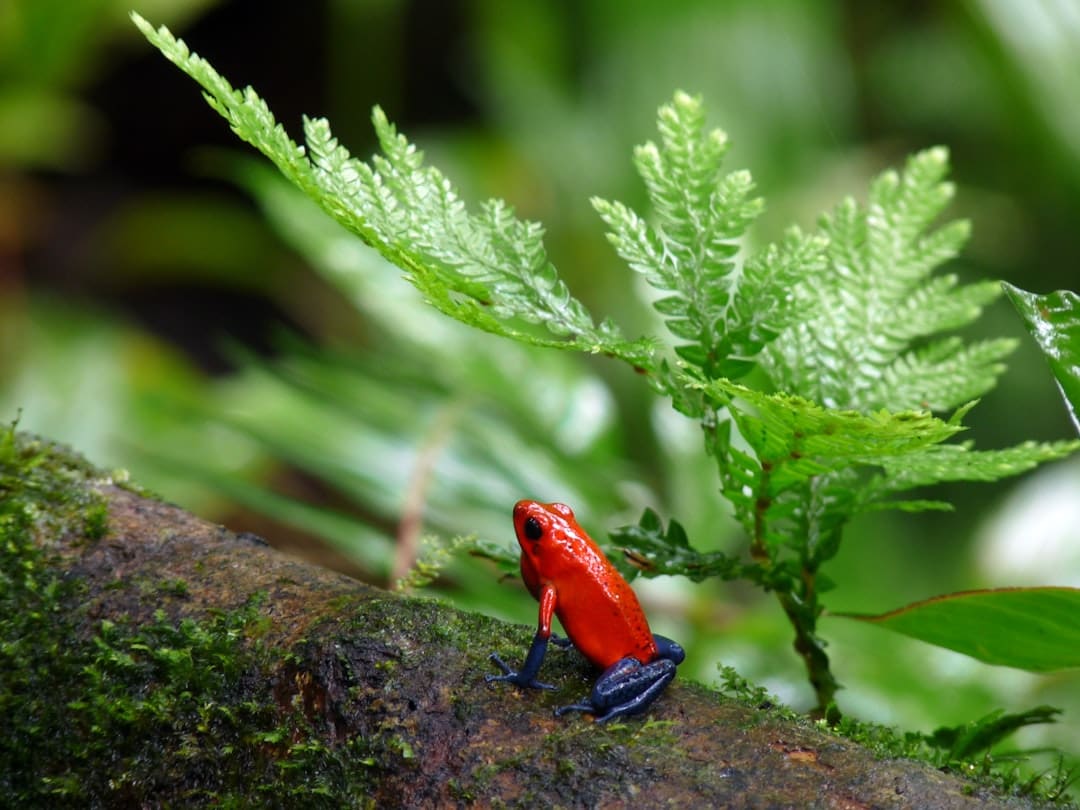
top-left (594, 92), bottom-right (826, 380)
top-left (132, 13), bottom-right (654, 369)
top-left (764, 148), bottom-right (1010, 412)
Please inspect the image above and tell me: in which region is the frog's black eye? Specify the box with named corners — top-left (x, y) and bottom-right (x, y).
top-left (523, 516), bottom-right (543, 541)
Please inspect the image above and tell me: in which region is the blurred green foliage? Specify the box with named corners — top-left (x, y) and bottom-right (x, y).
top-left (2, 0), bottom-right (1079, 794)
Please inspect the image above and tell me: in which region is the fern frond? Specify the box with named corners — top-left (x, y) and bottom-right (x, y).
top-left (594, 91), bottom-right (826, 379)
top-left (865, 148), bottom-right (958, 290)
top-left (609, 508), bottom-right (751, 583)
top-left (764, 148), bottom-right (1004, 411)
top-left (885, 276), bottom-right (999, 345)
top-left (702, 378), bottom-right (960, 494)
top-left (132, 17), bottom-right (321, 203)
top-left (686, 375), bottom-right (958, 547)
top-left (869, 440), bottom-right (1080, 495)
top-left (870, 337), bottom-right (1016, 412)
top-left (132, 13), bottom-right (654, 369)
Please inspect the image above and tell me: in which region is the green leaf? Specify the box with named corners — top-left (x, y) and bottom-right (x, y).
top-left (765, 147), bottom-right (1008, 412)
top-left (867, 439), bottom-right (1080, 497)
top-left (1002, 282), bottom-right (1080, 433)
top-left (594, 91), bottom-right (826, 380)
top-left (926, 706), bottom-right (1061, 761)
top-left (870, 337), bottom-right (1016, 413)
top-left (684, 377), bottom-right (976, 561)
top-left (702, 377), bottom-right (961, 494)
top-left (836, 587), bottom-right (1080, 671)
top-left (131, 13), bottom-right (654, 370)
top-left (465, 538), bottom-right (520, 573)
top-left (608, 508), bottom-right (751, 583)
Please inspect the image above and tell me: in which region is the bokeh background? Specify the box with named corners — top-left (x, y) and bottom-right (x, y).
top-left (3, 0), bottom-right (1079, 787)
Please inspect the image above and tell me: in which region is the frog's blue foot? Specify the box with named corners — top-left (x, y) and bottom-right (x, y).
top-left (485, 631), bottom-right (556, 690)
top-left (554, 655), bottom-right (678, 722)
top-left (485, 653), bottom-right (555, 690)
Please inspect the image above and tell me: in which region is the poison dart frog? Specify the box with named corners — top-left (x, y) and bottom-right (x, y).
top-left (486, 500), bottom-right (685, 722)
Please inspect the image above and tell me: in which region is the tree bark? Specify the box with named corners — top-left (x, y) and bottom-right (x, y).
top-left (2, 433), bottom-right (1048, 808)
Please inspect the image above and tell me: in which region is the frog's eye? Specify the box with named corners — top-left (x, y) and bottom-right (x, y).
top-left (523, 516), bottom-right (543, 541)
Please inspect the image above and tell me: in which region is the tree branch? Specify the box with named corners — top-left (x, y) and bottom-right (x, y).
top-left (3, 432), bottom-right (1047, 808)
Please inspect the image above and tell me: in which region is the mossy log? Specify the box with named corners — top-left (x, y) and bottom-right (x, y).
top-left (0, 433), bottom-right (1050, 808)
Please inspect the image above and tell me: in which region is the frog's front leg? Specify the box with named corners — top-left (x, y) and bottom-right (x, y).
top-left (487, 583), bottom-right (560, 691)
top-left (486, 631), bottom-right (557, 691)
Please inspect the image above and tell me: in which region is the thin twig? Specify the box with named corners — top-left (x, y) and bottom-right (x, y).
top-left (391, 400), bottom-right (465, 585)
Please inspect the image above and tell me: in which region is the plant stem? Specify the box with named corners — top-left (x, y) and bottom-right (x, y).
top-left (777, 581), bottom-right (837, 718)
top-left (752, 464), bottom-right (839, 716)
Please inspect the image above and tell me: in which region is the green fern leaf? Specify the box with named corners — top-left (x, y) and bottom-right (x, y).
top-left (132, 13), bottom-right (654, 369)
top-left (869, 440), bottom-right (1080, 495)
top-left (594, 91), bottom-right (827, 380)
top-left (764, 148), bottom-right (1006, 411)
top-left (885, 276), bottom-right (1000, 344)
top-left (608, 508), bottom-right (751, 583)
top-left (703, 378), bottom-right (960, 493)
top-left (870, 337), bottom-right (1016, 412)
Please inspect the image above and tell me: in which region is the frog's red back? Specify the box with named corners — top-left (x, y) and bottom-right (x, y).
top-left (514, 500), bottom-right (659, 670)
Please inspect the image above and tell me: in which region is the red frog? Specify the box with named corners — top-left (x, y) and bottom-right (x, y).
top-left (487, 500), bottom-right (685, 722)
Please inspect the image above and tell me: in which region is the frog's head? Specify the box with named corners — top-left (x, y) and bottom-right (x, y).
top-left (513, 499), bottom-right (575, 549)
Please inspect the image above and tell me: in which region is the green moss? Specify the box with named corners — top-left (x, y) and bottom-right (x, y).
top-left (827, 711), bottom-right (1079, 806)
top-left (0, 430), bottom-right (382, 807)
top-left (83, 500), bottom-right (109, 540)
top-left (714, 665), bottom-right (1078, 806)
top-left (0, 510), bottom-right (379, 804)
top-left (446, 778), bottom-right (476, 802)
top-left (158, 577), bottom-right (190, 597)
top-left (0, 429), bottom-right (111, 541)
top-left (716, 664), bottom-right (801, 724)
